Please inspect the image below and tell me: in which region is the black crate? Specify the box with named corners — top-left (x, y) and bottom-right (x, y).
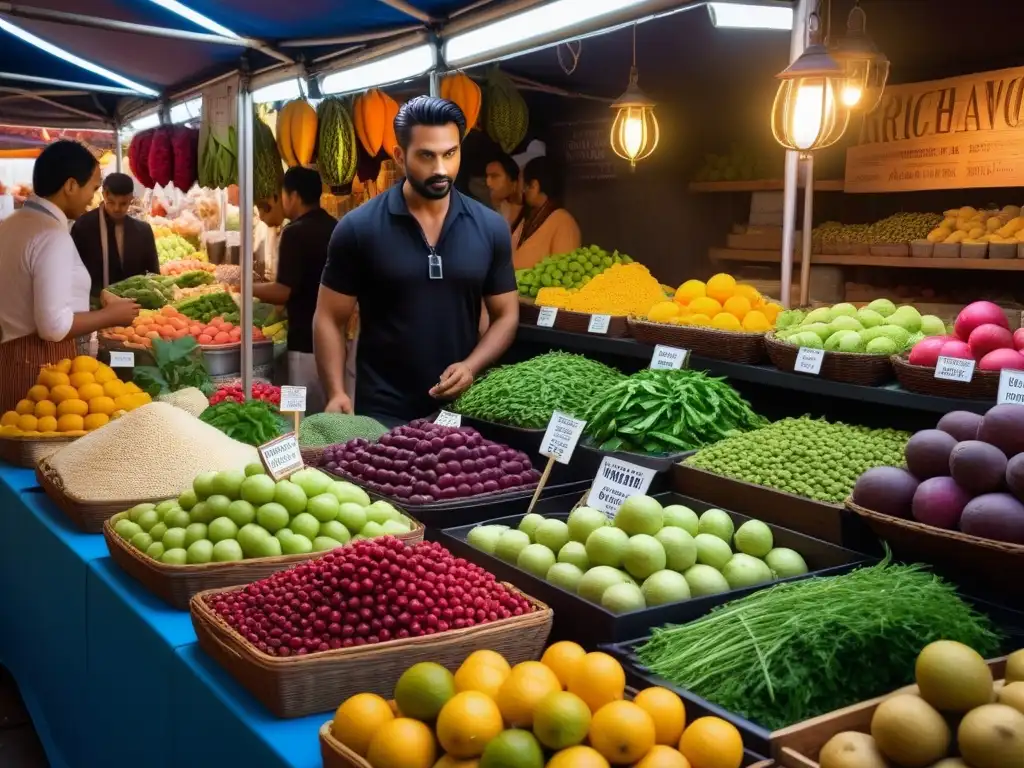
top-left (437, 490), bottom-right (870, 646)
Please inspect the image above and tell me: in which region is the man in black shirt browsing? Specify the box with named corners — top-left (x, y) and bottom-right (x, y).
top-left (315, 96), bottom-right (519, 426)
top-left (254, 166), bottom-right (336, 413)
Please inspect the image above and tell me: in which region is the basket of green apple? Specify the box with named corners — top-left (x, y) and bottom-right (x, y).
top-left (103, 464), bottom-right (424, 609)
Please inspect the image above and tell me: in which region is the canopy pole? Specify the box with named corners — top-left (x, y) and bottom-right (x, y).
top-left (281, 25), bottom-right (422, 47)
top-left (779, 0), bottom-right (809, 309)
top-left (237, 84), bottom-right (255, 400)
top-left (0, 72), bottom-right (139, 95)
top-left (114, 120), bottom-right (123, 172)
top-left (429, 71), bottom-right (440, 97)
top-left (799, 154), bottom-right (814, 307)
top-left (0, 86), bottom-right (108, 122)
top-left (373, 0), bottom-right (436, 23)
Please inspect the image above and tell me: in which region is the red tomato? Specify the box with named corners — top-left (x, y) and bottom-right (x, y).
top-left (213, 331), bottom-right (231, 344)
top-left (197, 334), bottom-right (213, 344)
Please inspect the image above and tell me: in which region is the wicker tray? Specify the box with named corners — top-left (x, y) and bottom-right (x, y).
top-left (765, 333), bottom-right (893, 386)
top-left (891, 354), bottom-right (999, 399)
top-left (0, 435), bottom-right (76, 469)
top-left (190, 583), bottom-right (553, 718)
top-left (628, 318), bottom-right (767, 364)
top-left (846, 499), bottom-right (1024, 598)
top-left (104, 510), bottom-right (425, 609)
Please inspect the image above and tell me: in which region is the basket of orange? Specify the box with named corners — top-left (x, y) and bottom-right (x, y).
top-left (628, 273), bottom-right (781, 364)
top-left (0, 356), bottom-right (152, 467)
top-left (320, 642), bottom-right (749, 768)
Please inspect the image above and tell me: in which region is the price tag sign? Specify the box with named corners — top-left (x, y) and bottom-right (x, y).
top-left (279, 386), bottom-right (307, 413)
top-left (540, 410), bottom-right (586, 464)
top-left (434, 410), bottom-right (462, 428)
top-left (258, 432), bottom-right (304, 480)
top-left (997, 369), bottom-right (1024, 404)
top-left (650, 345), bottom-right (689, 370)
top-left (588, 314), bottom-right (611, 334)
top-left (794, 347), bottom-right (825, 375)
top-left (536, 307), bottom-right (558, 328)
top-left (586, 457), bottom-right (658, 517)
top-left (109, 351), bottom-right (135, 368)
top-left (935, 356), bottom-right (976, 382)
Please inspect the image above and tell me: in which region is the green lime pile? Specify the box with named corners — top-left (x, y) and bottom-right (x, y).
top-left (684, 417), bottom-right (910, 503)
top-left (516, 245), bottom-right (632, 298)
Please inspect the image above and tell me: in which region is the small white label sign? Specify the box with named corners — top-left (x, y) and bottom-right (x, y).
top-left (794, 347), bottom-right (825, 375)
top-left (109, 351), bottom-right (135, 368)
top-left (279, 385), bottom-right (307, 413)
top-left (997, 368), bottom-right (1024, 404)
top-left (935, 355), bottom-right (976, 382)
top-left (536, 306), bottom-right (558, 328)
top-left (588, 314), bottom-right (611, 334)
top-left (586, 457), bottom-right (658, 517)
top-left (540, 410), bottom-right (587, 464)
top-left (434, 410), bottom-right (462, 428)
top-left (258, 432), bottom-right (304, 480)
top-left (651, 345), bottom-right (689, 370)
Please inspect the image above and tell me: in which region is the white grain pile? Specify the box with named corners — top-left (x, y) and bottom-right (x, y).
top-left (157, 387), bottom-right (210, 417)
top-left (44, 402), bottom-right (259, 502)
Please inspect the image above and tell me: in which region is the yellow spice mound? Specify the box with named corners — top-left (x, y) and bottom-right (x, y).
top-left (536, 263), bottom-right (666, 317)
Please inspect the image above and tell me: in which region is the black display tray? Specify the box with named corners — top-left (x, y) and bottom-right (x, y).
top-left (601, 592), bottom-right (1024, 758)
top-left (437, 490), bottom-right (870, 646)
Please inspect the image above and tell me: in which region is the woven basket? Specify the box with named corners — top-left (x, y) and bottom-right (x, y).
top-left (190, 583), bottom-right (553, 718)
top-left (35, 457), bottom-right (170, 533)
top-left (846, 499), bottom-right (1024, 597)
top-left (891, 354), bottom-right (999, 399)
top-left (628, 319), bottom-right (767, 364)
top-left (320, 721), bottom-right (366, 768)
top-left (0, 435), bottom-right (76, 469)
top-left (765, 333), bottom-right (893, 386)
top-left (550, 309), bottom-right (629, 337)
top-left (104, 510), bottom-right (425, 609)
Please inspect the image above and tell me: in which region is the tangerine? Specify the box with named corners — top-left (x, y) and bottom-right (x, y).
top-left (365, 717), bottom-right (436, 768)
top-left (332, 692), bottom-right (394, 756)
top-left (0, 411), bottom-right (19, 427)
top-left (71, 356), bottom-right (99, 374)
top-left (675, 280), bottom-right (707, 304)
top-left (435, 691), bottom-right (504, 758)
top-left (36, 416), bottom-right (58, 433)
top-left (706, 273), bottom-right (737, 303)
top-left (722, 296), bottom-right (751, 320)
top-left (541, 641), bottom-right (586, 688)
top-left (678, 717), bottom-right (743, 768)
top-left (687, 297), bottom-right (722, 317)
top-left (33, 400), bottom-right (56, 418)
top-left (742, 311), bottom-right (771, 332)
top-left (57, 399), bottom-right (89, 417)
top-left (460, 650), bottom-right (511, 675)
top-left (56, 414), bottom-right (84, 432)
top-left (16, 414), bottom-right (38, 432)
top-left (454, 656), bottom-right (509, 699)
top-left (635, 745), bottom-right (692, 768)
top-left (589, 701), bottom-right (656, 764)
top-left (710, 313), bottom-right (742, 331)
top-left (566, 653), bottom-right (625, 714)
top-left (545, 746), bottom-right (610, 768)
top-left (634, 687), bottom-right (687, 746)
top-left (83, 413), bottom-right (110, 431)
top-left (495, 661), bottom-right (562, 727)
top-left (26, 385), bottom-right (49, 403)
top-left (15, 399), bottom-right (36, 415)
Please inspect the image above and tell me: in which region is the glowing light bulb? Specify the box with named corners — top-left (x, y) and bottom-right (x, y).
top-left (622, 111), bottom-right (644, 158)
top-left (841, 83), bottom-right (863, 107)
top-left (791, 80), bottom-right (834, 151)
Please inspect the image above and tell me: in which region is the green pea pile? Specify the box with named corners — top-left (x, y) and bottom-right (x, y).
top-left (452, 352), bottom-right (625, 429)
top-left (684, 416), bottom-right (910, 503)
top-left (812, 212), bottom-right (942, 250)
top-left (515, 245), bottom-right (632, 298)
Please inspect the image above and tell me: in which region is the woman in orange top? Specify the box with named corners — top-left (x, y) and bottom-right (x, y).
top-left (511, 156), bottom-right (581, 269)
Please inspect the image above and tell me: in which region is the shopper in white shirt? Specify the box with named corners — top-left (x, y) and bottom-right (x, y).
top-left (0, 140), bottom-right (139, 412)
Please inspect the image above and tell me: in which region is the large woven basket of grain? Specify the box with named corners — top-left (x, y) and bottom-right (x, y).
top-left (103, 510), bottom-right (425, 610)
top-left (35, 402), bottom-right (260, 532)
top-left (0, 435), bottom-right (76, 468)
top-left (189, 583), bottom-right (552, 718)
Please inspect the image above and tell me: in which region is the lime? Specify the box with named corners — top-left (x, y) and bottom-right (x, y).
top-left (394, 662), bottom-right (456, 721)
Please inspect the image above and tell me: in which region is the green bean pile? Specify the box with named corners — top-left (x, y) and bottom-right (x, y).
top-left (452, 352), bottom-right (625, 428)
top-left (582, 369), bottom-right (768, 455)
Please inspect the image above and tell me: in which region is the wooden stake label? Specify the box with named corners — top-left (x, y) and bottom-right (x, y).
top-left (258, 432), bottom-right (304, 480)
top-left (540, 411), bottom-right (586, 464)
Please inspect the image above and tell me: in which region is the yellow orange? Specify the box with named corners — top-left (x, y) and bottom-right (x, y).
top-left (38, 369), bottom-right (70, 388)
top-left (49, 385), bottom-right (79, 404)
top-left (77, 383), bottom-right (104, 401)
top-left (687, 297), bottom-right (722, 317)
top-left (541, 641), bottom-right (587, 688)
top-left (567, 653), bottom-right (625, 714)
top-left (648, 301), bottom-right (681, 324)
top-left (93, 365), bottom-right (117, 384)
top-left (495, 661), bottom-right (562, 727)
top-left (88, 396), bottom-right (117, 416)
top-left (432, 757), bottom-right (479, 768)
top-left (57, 399), bottom-right (89, 417)
top-left (710, 313), bottom-right (742, 331)
top-left (762, 302), bottom-right (782, 322)
top-left (634, 688), bottom-right (687, 746)
top-left (722, 296), bottom-right (751, 320)
top-left (742, 311), bottom-right (771, 332)
top-left (15, 399), bottom-right (36, 415)
top-left (706, 273), bottom-right (737, 302)
top-left (589, 701), bottom-right (656, 764)
top-left (454, 657), bottom-right (509, 700)
top-left (54, 359), bottom-right (72, 374)
top-left (102, 379), bottom-right (127, 399)
top-left (26, 385), bottom-right (49, 403)
top-left (56, 414), bottom-right (84, 433)
top-left (124, 382), bottom-right (143, 395)
top-left (635, 745), bottom-right (692, 768)
top-left (332, 693), bottom-right (394, 756)
top-left (83, 413), bottom-right (109, 431)
top-left (16, 414), bottom-right (38, 432)
top-left (366, 718), bottom-right (436, 768)
top-left (36, 416), bottom-right (58, 433)
top-left (436, 691), bottom-right (504, 758)
top-left (545, 746), bottom-right (610, 768)
top-left (33, 400), bottom-right (56, 418)
top-left (678, 717), bottom-right (743, 768)
top-left (675, 280), bottom-right (707, 304)
top-left (461, 650), bottom-right (511, 675)
top-left (71, 355), bottom-right (99, 374)
top-left (732, 284), bottom-right (762, 305)
top-left (0, 411), bottom-right (19, 427)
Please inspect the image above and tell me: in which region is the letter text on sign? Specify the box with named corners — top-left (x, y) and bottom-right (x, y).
top-left (586, 457), bottom-right (657, 517)
top-left (997, 368), bottom-right (1024, 404)
top-left (537, 306), bottom-right (558, 328)
top-left (258, 433), bottom-right (304, 480)
top-left (540, 410), bottom-right (586, 464)
top-left (279, 385), bottom-right (307, 413)
top-left (934, 355), bottom-right (976, 383)
top-left (434, 410), bottom-right (462, 428)
top-left (109, 351), bottom-right (135, 368)
top-left (794, 347), bottom-right (825, 375)
top-left (651, 345), bottom-right (689, 370)
top-left (588, 314), bottom-right (611, 334)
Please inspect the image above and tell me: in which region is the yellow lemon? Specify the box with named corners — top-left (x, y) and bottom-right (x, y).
top-left (722, 295), bottom-right (751, 321)
top-left (83, 413), bottom-right (110, 431)
top-left (365, 718), bottom-right (436, 768)
top-left (454, 657), bottom-right (510, 700)
top-left (93, 365), bottom-right (117, 384)
top-left (710, 313), bottom-right (742, 331)
top-left (49, 385), bottom-right (79, 404)
top-left (495, 661), bottom-right (562, 727)
top-left (688, 314), bottom-right (712, 327)
top-left (38, 369), bottom-right (70, 388)
top-left (742, 311), bottom-right (771, 332)
top-left (567, 653), bottom-right (625, 714)
top-left (674, 279), bottom-right (706, 304)
top-left (0, 424), bottom-right (22, 437)
top-left (36, 416), bottom-right (58, 433)
top-left (435, 691), bottom-right (504, 759)
top-left (706, 273), bottom-right (737, 303)
top-left (69, 371), bottom-right (95, 389)
top-left (77, 383), bottom-right (104, 401)
top-left (647, 301), bottom-right (681, 324)
top-left (678, 718), bottom-right (743, 768)
top-left (56, 414), bottom-right (84, 433)
top-left (33, 400), bottom-right (57, 418)
top-left (16, 414), bottom-right (38, 432)
top-left (54, 358), bottom-right (72, 374)
top-left (71, 355), bottom-right (99, 374)
top-left (634, 687), bottom-right (687, 746)
top-left (124, 382), bottom-right (143, 394)
top-left (589, 701), bottom-right (656, 765)
top-left (15, 399), bottom-right (37, 415)
top-left (687, 297), bottom-right (722, 317)
top-left (26, 385), bottom-right (49, 403)
top-left (733, 283), bottom-right (762, 305)
top-left (0, 411), bottom-right (19, 427)
top-left (88, 396), bottom-right (116, 416)
top-left (57, 399), bottom-right (89, 417)
top-left (762, 302), bottom-right (783, 322)
top-left (635, 745), bottom-right (693, 768)
top-left (545, 746), bottom-right (610, 768)
top-left (103, 379), bottom-right (127, 399)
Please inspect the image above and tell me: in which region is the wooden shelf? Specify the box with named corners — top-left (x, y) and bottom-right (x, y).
top-left (709, 247), bottom-right (1024, 271)
top-left (688, 179), bottom-right (845, 192)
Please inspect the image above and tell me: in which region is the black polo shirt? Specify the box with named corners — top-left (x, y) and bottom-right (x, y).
top-left (321, 183), bottom-right (516, 423)
top-left (276, 207), bottom-right (337, 353)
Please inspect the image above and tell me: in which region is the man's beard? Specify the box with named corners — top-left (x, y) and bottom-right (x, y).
top-left (408, 173), bottom-right (453, 201)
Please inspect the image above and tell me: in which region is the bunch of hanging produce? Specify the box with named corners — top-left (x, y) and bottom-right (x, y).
top-left (516, 245), bottom-right (629, 298)
top-left (276, 99), bottom-right (317, 167)
top-left (486, 67), bottom-right (528, 154)
top-left (441, 71), bottom-right (482, 131)
top-left (635, 558), bottom-right (1003, 730)
top-left (105, 274), bottom-right (176, 309)
top-left (128, 126), bottom-right (200, 190)
top-left (198, 124), bottom-right (238, 189)
top-left (582, 369), bottom-right (767, 455)
top-left (317, 97), bottom-right (358, 187)
top-left (352, 88), bottom-right (399, 159)
top-left (684, 416), bottom-right (910, 503)
top-left (453, 352), bottom-right (626, 429)
top-left (253, 110), bottom-right (283, 202)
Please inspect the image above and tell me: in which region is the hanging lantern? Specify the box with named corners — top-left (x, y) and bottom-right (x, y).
top-left (610, 26), bottom-right (659, 169)
top-left (771, 6), bottom-right (850, 152)
top-left (829, 1), bottom-right (890, 113)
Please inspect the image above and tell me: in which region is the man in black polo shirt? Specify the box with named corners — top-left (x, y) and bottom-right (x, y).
top-left (315, 96), bottom-right (519, 425)
top-left (254, 166), bottom-right (336, 412)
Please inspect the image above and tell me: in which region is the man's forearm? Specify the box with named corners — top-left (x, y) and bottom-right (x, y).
top-left (253, 282), bottom-right (291, 305)
top-left (313, 313), bottom-right (348, 399)
top-left (463, 309), bottom-right (517, 376)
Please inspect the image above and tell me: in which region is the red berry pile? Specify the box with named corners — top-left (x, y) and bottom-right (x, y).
top-left (206, 537), bottom-right (535, 657)
top-left (209, 381), bottom-right (281, 407)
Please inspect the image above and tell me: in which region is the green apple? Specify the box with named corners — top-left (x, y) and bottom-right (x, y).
top-left (281, 533), bottom-right (313, 555)
top-left (186, 539), bottom-right (214, 564)
top-left (145, 542), bottom-right (165, 560)
top-left (148, 522), bottom-right (168, 542)
top-left (163, 508), bottom-right (190, 529)
top-left (192, 471), bottom-right (218, 500)
top-left (176, 489), bottom-right (197, 511)
top-left (115, 518), bottom-right (141, 541)
top-left (212, 539), bottom-right (244, 562)
top-left (208, 517), bottom-right (239, 543)
top-left (337, 502), bottom-right (367, 533)
top-left (244, 462), bottom-right (266, 477)
top-left (307, 493), bottom-right (341, 523)
top-left (274, 480), bottom-right (308, 516)
top-left (518, 513), bottom-right (545, 540)
top-left (161, 548), bottom-right (187, 565)
top-left (226, 500), bottom-right (256, 527)
top-left (256, 536), bottom-right (282, 558)
top-left (162, 527), bottom-right (187, 550)
top-left (184, 523), bottom-right (208, 547)
top-left (128, 503), bottom-right (155, 522)
top-left (319, 520), bottom-right (351, 544)
top-left (256, 502), bottom-right (289, 533)
top-left (130, 532), bottom-right (153, 551)
top-left (289, 512), bottom-right (320, 540)
top-left (328, 481), bottom-right (371, 506)
top-left (155, 500), bottom-right (177, 517)
top-left (312, 536), bottom-right (343, 552)
top-left (290, 468), bottom-right (333, 498)
top-left (237, 524), bottom-right (270, 557)
top-left (211, 469), bottom-right (246, 499)
top-left (205, 494), bottom-right (232, 519)
top-left (239, 474), bottom-right (277, 506)
top-left (188, 502), bottom-right (213, 524)
top-left (136, 508), bottom-right (160, 532)
top-left (517, 543), bottom-right (556, 578)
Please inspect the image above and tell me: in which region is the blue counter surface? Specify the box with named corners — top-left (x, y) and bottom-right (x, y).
top-left (0, 464), bottom-right (324, 768)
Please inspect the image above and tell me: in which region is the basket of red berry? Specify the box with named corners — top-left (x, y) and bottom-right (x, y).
top-left (208, 381), bottom-right (281, 408)
top-left (190, 537), bottom-right (553, 718)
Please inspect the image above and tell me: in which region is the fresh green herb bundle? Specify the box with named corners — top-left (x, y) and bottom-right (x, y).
top-left (581, 369), bottom-right (767, 455)
top-left (200, 399), bottom-right (286, 446)
top-left (453, 352), bottom-right (625, 429)
top-left (636, 559), bottom-right (1002, 730)
top-left (684, 416), bottom-right (909, 503)
top-left (133, 337), bottom-right (214, 397)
